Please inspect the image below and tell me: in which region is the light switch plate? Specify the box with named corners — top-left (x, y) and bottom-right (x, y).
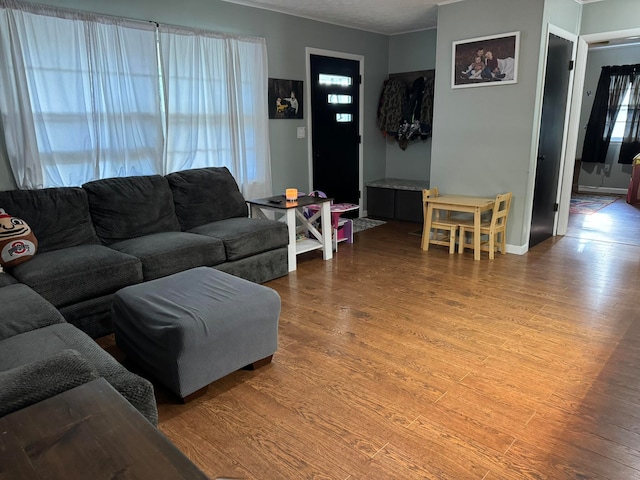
top-left (297, 126), bottom-right (305, 139)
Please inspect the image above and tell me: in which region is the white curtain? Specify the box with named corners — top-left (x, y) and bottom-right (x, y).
top-left (159, 26), bottom-right (272, 199)
top-left (0, 2), bottom-right (162, 188)
top-left (89, 20), bottom-right (164, 180)
top-left (0, 1), bottom-right (271, 197)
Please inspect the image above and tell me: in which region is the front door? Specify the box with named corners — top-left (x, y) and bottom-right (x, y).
top-left (530, 33), bottom-right (574, 248)
top-left (309, 54), bottom-right (360, 207)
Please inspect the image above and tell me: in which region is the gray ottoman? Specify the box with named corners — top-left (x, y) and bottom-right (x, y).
top-left (112, 267), bottom-right (280, 400)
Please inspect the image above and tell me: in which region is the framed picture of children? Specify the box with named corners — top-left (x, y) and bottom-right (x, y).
top-left (451, 31), bottom-right (520, 89)
top-left (268, 78), bottom-right (303, 119)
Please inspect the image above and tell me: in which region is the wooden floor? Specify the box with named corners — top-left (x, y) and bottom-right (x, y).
top-left (149, 199), bottom-right (640, 479)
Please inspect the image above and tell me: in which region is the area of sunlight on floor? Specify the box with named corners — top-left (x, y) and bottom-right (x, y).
top-left (573, 211), bottom-right (614, 248)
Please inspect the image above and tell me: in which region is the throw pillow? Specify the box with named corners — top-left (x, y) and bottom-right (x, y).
top-left (0, 208), bottom-right (38, 269)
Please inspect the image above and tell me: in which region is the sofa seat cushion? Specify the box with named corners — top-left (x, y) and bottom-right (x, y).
top-left (58, 293), bottom-right (116, 339)
top-left (0, 187), bottom-right (99, 253)
top-left (188, 217), bottom-right (288, 262)
top-left (10, 245), bottom-right (142, 308)
top-left (0, 323), bottom-right (157, 425)
top-left (0, 283), bottom-right (65, 341)
top-left (109, 232), bottom-right (226, 281)
top-left (83, 175), bottom-right (181, 245)
top-left (166, 167), bottom-right (248, 230)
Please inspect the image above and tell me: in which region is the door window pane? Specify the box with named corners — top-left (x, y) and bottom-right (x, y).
top-left (336, 113), bottom-right (352, 122)
top-left (319, 74), bottom-right (352, 86)
top-left (328, 94), bottom-right (352, 104)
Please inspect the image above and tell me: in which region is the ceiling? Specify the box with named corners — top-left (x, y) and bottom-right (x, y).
top-left (219, 0), bottom-right (446, 35)
top-left (220, 0), bottom-right (608, 36)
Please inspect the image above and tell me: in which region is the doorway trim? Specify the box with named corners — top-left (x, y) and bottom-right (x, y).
top-left (305, 47), bottom-right (364, 213)
top-left (558, 26), bottom-right (640, 235)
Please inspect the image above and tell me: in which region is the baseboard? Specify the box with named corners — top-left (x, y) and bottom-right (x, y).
top-left (506, 243), bottom-right (527, 255)
top-left (577, 185), bottom-right (627, 195)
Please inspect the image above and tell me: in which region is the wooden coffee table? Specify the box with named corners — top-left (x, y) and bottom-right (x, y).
top-left (0, 378), bottom-right (208, 479)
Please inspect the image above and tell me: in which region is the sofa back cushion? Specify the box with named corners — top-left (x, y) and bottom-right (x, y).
top-left (83, 175), bottom-right (180, 244)
top-left (0, 188), bottom-right (99, 253)
top-left (166, 167), bottom-right (248, 231)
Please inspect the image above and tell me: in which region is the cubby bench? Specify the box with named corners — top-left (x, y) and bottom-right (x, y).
top-left (366, 178), bottom-right (430, 223)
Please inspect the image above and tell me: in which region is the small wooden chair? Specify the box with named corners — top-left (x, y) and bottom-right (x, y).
top-left (458, 192), bottom-right (512, 259)
top-left (421, 187), bottom-right (459, 254)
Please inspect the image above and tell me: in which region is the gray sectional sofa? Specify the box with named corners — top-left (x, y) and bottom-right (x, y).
top-left (0, 166), bottom-right (288, 338)
top-left (0, 166), bottom-right (288, 422)
top-left (0, 277), bottom-right (158, 424)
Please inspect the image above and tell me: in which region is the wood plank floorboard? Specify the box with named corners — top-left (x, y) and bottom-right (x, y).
top-left (97, 199), bottom-right (640, 479)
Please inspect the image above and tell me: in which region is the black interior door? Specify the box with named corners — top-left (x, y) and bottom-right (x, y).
top-left (530, 34), bottom-right (573, 248)
top-left (310, 55), bottom-right (360, 206)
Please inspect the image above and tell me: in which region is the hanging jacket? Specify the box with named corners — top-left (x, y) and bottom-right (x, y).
top-left (377, 77), bottom-right (407, 136)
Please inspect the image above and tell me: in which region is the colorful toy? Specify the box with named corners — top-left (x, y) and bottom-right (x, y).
top-left (0, 208), bottom-right (38, 269)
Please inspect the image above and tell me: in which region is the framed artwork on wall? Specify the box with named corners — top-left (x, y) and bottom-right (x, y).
top-left (452, 31), bottom-right (520, 89)
top-left (268, 78), bottom-right (303, 119)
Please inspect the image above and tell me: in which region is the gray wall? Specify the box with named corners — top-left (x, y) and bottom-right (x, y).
top-left (581, 0), bottom-right (640, 35)
top-left (576, 44), bottom-right (639, 191)
top-left (0, 0), bottom-right (390, 196)
top-left (543, 0), bottom-right (581, 34)
top-left (385, 28), bottom-right (437, 181)
top-left (430, 0), bottom-right (546, 248)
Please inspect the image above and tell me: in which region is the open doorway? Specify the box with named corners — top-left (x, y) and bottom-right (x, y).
top-left (557, 27), bottom-right (640, 236)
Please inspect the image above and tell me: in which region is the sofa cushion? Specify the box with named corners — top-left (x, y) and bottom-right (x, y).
top-left (10, 245), bottom-right (142, 308)
top-left (166, 167), bottom-right (248, 230)
top-left (83, 175), bottom-right (180, 245)
top-left (188, 217), bottom-right (288, 261)
top-left (0, 323), bottom-right (157, 425)
top-left (0, 187), bottom-right (99, 253)
top-left (214, 247), bottom-right (288, 284)
top-left (0, 272), bottom-right (18, 288)
top-left (58, 293), bottom-right (115, 339)
top-left (109, 232), bottom-right (226, 281)
top-left (0, 283), bottom-right (66, 342)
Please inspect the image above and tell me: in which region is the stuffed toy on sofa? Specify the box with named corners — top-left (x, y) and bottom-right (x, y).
top-left (0, 208), bottom-right (37, 270)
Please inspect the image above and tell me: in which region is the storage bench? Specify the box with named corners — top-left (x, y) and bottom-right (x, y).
top-left (366, 178), bottom-right (430, 222)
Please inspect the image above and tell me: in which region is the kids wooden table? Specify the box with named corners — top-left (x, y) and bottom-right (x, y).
top-left (422, 194), bottom-right (495, 260)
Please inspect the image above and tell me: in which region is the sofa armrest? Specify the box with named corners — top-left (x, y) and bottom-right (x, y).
top-left (0, 349), bottom-right (100, 418)
top-left (0, 284), bottom-right (66, 341)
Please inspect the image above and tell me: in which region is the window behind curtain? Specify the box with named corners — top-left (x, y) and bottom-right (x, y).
top-left (0, 2), bottom-right (271, 198)
top-left (159, 28), bottom-right (271, 199)
top-left (0, 6), bottom-right (162, 188)
top-left (611, 86), bottom-right (631, 142)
